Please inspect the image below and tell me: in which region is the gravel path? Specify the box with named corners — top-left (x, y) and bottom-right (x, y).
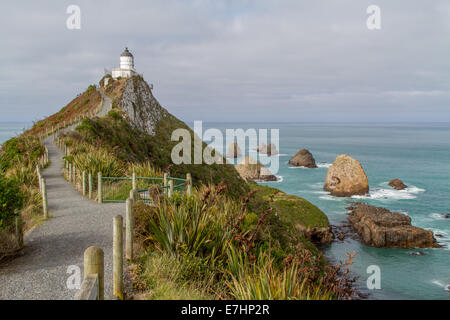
top-left (0, 138), bottom-right (124, 300)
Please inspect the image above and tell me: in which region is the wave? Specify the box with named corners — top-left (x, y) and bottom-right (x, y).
top-left (351, 185), bottom-right (425, 201)
top-left (256, 175), bottom-right (283, 183)
top-left (432, 280), bottom-right (450, 290)
top-left (287, 162), bottom-right (331, 169)
top-left (319, 194), bottom-right (346, 201)
top-left (430, 213), bottom-right (450, 220)
top-left (316, 162), bottom-right (332, 168)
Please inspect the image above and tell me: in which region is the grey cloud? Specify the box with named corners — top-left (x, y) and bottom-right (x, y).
top-left (1, 0), bottom-right (449, 123)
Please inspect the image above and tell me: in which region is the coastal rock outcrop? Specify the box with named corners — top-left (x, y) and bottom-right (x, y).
top-left (235, 156), bottom-right (277, 182)
top-left (323, 154), bottom-right (369, 197)
top-left (118, 76), bottom-right (169, 135)
top-left (256, 143), bottom-right (278, 156)
top-left (347, 203), bottom-right (440, 248)
top-left (389, 179), bottom-right (407, 190)
top-left (288, 149), bottom-right (317, 168)
top-left (226, 142), bottom-right (242, 158)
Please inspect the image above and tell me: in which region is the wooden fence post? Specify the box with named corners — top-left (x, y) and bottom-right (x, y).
top-left (42, 178), bottom-right (48, 219)
top-left (69, 164), bottom-right (72, 183)
top-left (98, 172), bottom-right (102, 204)
top-left (73, 166), bottom-right (77, 187)
top-left (83, 246), bottom-right (104, 300)
top-left (113, 215), bottom-right (124, 300)
top-left (186, 173), bottom-right (192, 195)
top-left (126, 198), bottom-right (133, 261)
top-left (129, 188), bottom-right (135, 203)
top-left (163, 173), bottom-right (168, 196)
top-left (36, 165), bottom-right (42, 190)
top-left (88, 172), bottom-right (93, 199)
top-left (132, 172), bottom-right (136, 190)
top-left (82, 171), bottom-right (86, 196)
top-left (15, 216), bottom-right (23, 248)
top-left (168, 180), bottom-right (174, 198)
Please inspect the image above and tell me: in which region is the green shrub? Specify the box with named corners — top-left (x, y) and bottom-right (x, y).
top-left (0, 175), bottom-right (24, 230)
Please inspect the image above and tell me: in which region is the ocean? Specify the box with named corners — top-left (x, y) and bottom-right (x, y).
top-left (0, 122), bottom-right (30, 145)
top-left (1, 121), bottom-right (449, 299)
top-left (203, 122), bottom-right (450, 300)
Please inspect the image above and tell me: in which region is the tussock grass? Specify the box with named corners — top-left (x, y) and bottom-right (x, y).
top-left (136, 252), bottom-right (215, 300)
top-left (132, 185), bottom-right (356, 300)
top-left (0, 135), bottom-right (46, 262)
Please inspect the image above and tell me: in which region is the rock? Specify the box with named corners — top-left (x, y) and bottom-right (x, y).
top-left (389, 179), bottom-right (407, 190)
top-left (226, 142), bottom-right (242, 158)
top-left (347, 203), bottom-right (440, 248)
top-left (297, 225), bottom-right (334, 244)
top-left (288, 149), bottom-right (317, 168)
top-left (235, 156), bottom-right (277, 182)
top-left (409, 252), bottom-right (425, 256)
top-left (257, 143), bottom-right (278, 156)
top-left (323, 154), bottom-right (369, 197)
top-left (118, 76), bottom-right (169, 135)
top-left (337, 233), bottom-right (345, 241)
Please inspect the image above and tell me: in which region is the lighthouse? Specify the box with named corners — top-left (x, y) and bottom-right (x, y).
top-left (111, 48), bottom-right (136, 79)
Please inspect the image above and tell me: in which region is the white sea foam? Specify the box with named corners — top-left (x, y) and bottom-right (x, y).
top-left (316, 162), bottom-right (332, 168)
top-left (319, 194), bottom-right (346, 201)
top-left (351, 185), bottom-right (425, 201)
top-left (432, 280), bottom-right (450, 290)
top-left (257, 175), bottom-right (283, 183)
top-left (430, 213), bottom-right (450, 220)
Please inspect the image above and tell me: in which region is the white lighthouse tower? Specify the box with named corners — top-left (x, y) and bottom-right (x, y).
top-left (111, 48), bottom-right (136, 79)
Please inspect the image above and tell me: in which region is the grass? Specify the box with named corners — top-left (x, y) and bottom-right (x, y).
top-left (66, 107), bottom-right (248, 198)
top-left (0, 135), bottom-right (46, 261)
top-left (25, 85), bottom-right (101, 137)
top-left (132, 252), bottom-right (215, 300)
top-left (131, 185), bottom-right (356, 300)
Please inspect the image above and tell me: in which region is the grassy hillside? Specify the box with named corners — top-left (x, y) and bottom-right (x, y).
top-left (0, 74), bottom-right (353, 297)
top-left (66, 108), bottom-right (249, 198)
top-left (26, 85), bottom-right (101, 136)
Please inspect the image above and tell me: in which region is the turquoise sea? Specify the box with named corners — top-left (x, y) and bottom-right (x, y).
top-left (1, 122), bottom-right (449, 299)
top-left (203, 122), bottom-right (450, 300)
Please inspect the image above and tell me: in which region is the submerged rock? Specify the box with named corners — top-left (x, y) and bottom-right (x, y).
top-left (235, 156), bottom-right (277, 182)
top-left (288, 149), bottom-right (317, 168)
top-left (226, 142), bottom-right (242, 158)
top-left (347, 203), bottom-right (440, 249)
top-left (409, 252), bottom-right (425, 256)
top-left (324, 154), bottom-right (369, 197)
top-left (389, 179), bottom-right (408, 190)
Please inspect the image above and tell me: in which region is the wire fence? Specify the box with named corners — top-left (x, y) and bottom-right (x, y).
top-left (102, 176), bottom-right (187, 203)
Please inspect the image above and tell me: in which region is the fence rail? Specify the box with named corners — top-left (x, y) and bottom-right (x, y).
top-left (57, 139), bottom-right (193, 205)
top-left (101, 175), bottom-right (187, 204)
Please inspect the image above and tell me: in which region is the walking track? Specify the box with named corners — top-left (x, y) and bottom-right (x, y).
top-left (0, 93), bottom-right (124, 300)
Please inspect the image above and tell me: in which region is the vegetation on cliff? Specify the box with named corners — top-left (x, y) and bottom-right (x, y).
top-left (0, 135), bottom-right (45, 260)
top-left (26, 85), bottom-right (101, 136)
top-left (0, 74), bottom-right (352, 298)
top-left (130, 185), bottom-right (354, 300)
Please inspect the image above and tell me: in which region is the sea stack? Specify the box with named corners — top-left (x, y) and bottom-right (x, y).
top-left (347, 203), bottom-right (440, 248)
top-left (389, 179), bottom-right (407, 190)
top-left (235, 156), bottom-right (277, 182)
top-left (324, 154), bottom-right (369, 197)
top-left (257, 143), bottom-right (278, 156)
top-left (288, 149), bottom-right (317, 168)
top-left (226, 142), bottom-right (242, 158)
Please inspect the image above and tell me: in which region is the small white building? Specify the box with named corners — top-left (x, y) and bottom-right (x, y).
top-left (111, 47), bottom-right (136, 79)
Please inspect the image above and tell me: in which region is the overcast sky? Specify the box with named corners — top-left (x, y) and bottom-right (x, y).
top-left (1, 0), bottom-right (450, 123)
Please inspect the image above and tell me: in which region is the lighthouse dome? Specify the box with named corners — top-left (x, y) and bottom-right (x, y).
top-left (121, 47), bottom-right (133, 58)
